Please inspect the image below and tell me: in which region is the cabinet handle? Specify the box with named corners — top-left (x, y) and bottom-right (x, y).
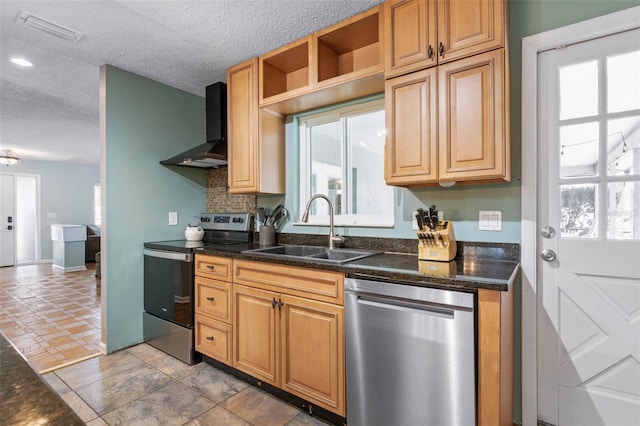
top-left (206, 296), bottom-right (214, 302)
top-left (206, 336), bottom-right (214, 341)
top-left (427, 45), bottom-right (434, 59)
top-left (272, 298), bottom-right (277, 309)
top-left (206, 265), bottom-right (215, 270)
top-left (438, 42), bottom-right (445, 57)
top-left (277, 299), bottom-right (284, 311)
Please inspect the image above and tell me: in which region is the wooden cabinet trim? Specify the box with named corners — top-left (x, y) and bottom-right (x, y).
top-left (478, 287), bottom-right (513, 426)
top-left (233, 260), bottom-right (345, 305)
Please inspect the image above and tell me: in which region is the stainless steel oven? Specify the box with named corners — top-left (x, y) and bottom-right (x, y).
top-left (143, 249), bottom-right (196, 364)
top-left (143, 212), bottom-right (252, 365)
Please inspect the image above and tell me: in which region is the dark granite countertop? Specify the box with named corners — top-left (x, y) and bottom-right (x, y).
top-left (197, 236), bottom-right (519, 292)
top-left (0, 332), bottom-right (83, 426)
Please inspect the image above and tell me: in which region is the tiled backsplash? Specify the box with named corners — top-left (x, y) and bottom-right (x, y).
top-left (205, 168), bottom-right (257, 214)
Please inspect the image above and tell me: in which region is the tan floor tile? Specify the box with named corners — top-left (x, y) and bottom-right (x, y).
top-left (47, 335), bottom-right (74, 347)
top-left (222, 387), bottom-right (299, 426)
top-left (66, 324), bottom-right (92, 335)
top-left (59, 343), bottom-right (98, 360)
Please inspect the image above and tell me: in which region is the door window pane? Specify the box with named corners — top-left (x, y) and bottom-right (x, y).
top-left (560, 122), bottom-right (599, 178)
top-left (607, 116), bottom-right (640, 176)
top-left (559, 60), bottom-right (598, 120)
top-left (607, 50), bottom-right (640, 113)
top-left (608, 181), bottom-right (639, 239)
top-left (560, 184), bottom-right (597, 238)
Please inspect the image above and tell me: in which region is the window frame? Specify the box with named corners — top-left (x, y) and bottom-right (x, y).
top-left (297, 98), bottom-right (393, 228)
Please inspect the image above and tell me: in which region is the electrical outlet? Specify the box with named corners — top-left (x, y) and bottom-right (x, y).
top-left (412, 211), bottom-right (418, 230)
top-left (169, 212), bottom-right (178, 226)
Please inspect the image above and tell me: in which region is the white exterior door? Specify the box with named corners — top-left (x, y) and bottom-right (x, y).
top-left (537, 29), bottom-right (640, 425)
top-left (1, 174), bottom-right (15, 267)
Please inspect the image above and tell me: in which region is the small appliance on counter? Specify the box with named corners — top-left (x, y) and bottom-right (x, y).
top-left (142, 212), bottom-right (253, 364)
top-left (416, 205), bottom-right (457, 262)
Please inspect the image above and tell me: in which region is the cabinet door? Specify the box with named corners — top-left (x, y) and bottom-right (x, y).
top-left (436, 0), bottom-right (504, 63)
top-left (232, 284), bottom-right (279, 386)
top-left (280, 295), bottom-right (345, 416)
top-left (228, 58), bottom-right (258, 193)
top-left (385, 68), bottom-right (438, 186)
top-left (384, 0), bottom-right (437, 78)
top-left (438, 49), bottom-right (509, 182)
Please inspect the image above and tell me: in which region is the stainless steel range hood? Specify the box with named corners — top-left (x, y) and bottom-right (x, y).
top-left (160, 82), bottom-right (227, 168)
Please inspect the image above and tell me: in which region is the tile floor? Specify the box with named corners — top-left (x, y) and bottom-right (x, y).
top-left (43, 343), bottom-right (330, 426)
top-left (0, 264), bottom-right (101, 373)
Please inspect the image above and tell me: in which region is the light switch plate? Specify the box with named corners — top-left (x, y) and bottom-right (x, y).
top-left (169, 212), bottom-right (178, 226)
top-left (46, 212), bottom-right (56, 219)
top-left (479, 210), bottom-right (502, 231)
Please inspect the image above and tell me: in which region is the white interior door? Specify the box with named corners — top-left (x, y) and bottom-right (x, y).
top-left (537, 29), bottom-right (640, 425)
top-left (1, 174), bottom-right (16, 267)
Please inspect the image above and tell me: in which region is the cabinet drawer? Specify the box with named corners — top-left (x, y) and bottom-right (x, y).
top-left (195, 276), bottom-right (231, 323)
top-left (195, 254), bottom-right (232, 281)
top-left (234, 260), bottom-right (344, 305)
top-left (195, 314), bottom-right (232, 365)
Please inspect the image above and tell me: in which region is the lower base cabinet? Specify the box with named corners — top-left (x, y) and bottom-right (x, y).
top-left (232, 284), bottom-right (345, 416)
top-left (194, 314), bottom-right (232, 365)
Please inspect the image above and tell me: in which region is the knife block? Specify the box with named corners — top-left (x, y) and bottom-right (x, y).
top-left (417, 221), bottom-right (457, 262)
top-left (418, 259), bottom-right (457, 277)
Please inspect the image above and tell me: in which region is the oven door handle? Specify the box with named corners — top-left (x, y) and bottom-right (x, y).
top-left (143, 248), bottom-right (193, 262)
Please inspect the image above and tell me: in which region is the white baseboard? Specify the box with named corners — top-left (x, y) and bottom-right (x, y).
top-left (99, 342), bottom-right (107, 355)
top-left (52, 264), bottom-right (87, 272)
top-left (40, 259), bottom-right (53, 264)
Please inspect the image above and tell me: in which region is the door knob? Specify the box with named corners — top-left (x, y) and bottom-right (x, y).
top-left (540, 249), bottom-right (557, 262)
top-left (540, 226), bottom-right (556, 239)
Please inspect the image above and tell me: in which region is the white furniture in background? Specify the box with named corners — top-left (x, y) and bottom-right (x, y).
top-left (51, 224), bottom-right (87, 272)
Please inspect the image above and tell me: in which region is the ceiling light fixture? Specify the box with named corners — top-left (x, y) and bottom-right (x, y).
top-left (16, 11), bottom-right (84, 42)
top-left (0, 150), bottom-right (20, 166)
top-left (10, 57), bottom-right (33, 67)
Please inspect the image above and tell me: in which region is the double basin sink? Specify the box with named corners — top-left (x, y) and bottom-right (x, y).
top-left (242, 245), bottom-right (380, 264)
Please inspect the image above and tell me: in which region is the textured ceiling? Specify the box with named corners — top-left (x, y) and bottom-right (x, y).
top-left (0, 0), bottom-right (384, 165)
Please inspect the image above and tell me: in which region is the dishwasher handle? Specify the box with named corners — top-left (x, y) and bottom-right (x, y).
top-left (357, 294), bottom-right (457, 319)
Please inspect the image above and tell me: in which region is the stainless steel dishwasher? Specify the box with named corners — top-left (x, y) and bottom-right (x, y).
top-left (345, 277), bottom-right (476, 426)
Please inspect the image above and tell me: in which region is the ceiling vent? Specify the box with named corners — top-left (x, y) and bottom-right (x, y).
top-left (16, 11), bottom-right (84, 42)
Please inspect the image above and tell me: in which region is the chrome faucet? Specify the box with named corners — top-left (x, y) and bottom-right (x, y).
top-left (301, 194), bottom-right (345, 250)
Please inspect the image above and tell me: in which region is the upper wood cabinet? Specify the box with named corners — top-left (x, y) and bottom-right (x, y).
top-left (259, 37), bottom-right (312, 106)
top-left (384, 68), bottom-right (438, 186)
top-left (384, 0), bottom-right (505, 78)
top-left (384, 0), bottom-right (437, 78)
top-left (227, 58), bottom-right (285, 194)
top-left (438, 49), bottom-right (509, 182)
top-left (257, 6), bottom-right (385, 115)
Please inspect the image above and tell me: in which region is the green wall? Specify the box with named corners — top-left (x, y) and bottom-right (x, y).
top-left (102, 65), bottom-right (206, 352)
top-left (5, 159), bottom-right (99, 260)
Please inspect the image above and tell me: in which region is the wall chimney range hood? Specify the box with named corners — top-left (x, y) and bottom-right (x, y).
top-left (160, 82), bottom-right (227, 168)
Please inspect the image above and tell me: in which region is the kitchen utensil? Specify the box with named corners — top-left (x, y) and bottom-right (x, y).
top-left (268, 204), bottom-right (285, 226)
top-left (258, 207), bottom-right (267, 225)
top-left (272, 207), bottom-right (288, 229)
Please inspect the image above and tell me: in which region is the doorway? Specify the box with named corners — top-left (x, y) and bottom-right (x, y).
top-left (521, 7), bottom-right (640, 426)
top-left (1, 173), bottom-right (40, 266)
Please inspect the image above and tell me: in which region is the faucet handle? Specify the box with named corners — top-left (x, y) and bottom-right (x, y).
top-left (332, 234), bottom-right (346, 245)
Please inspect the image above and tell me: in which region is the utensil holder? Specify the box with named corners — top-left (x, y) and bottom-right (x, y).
top-left (259, 225), bottom-right (276, 246)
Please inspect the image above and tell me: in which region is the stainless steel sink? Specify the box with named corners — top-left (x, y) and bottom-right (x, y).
top-left (242, 245), bottom-right (380, 264)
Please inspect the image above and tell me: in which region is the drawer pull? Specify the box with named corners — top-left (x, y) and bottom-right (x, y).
top-left (206, 297), bottom-right (215, 302)
top-left (206, 336), bottom-right (214, 341)
top-left (206, 265), bottom-right (215, 270)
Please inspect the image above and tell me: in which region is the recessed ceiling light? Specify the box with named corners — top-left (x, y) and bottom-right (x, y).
top-left (10, 58), bottom-right (33, 67)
